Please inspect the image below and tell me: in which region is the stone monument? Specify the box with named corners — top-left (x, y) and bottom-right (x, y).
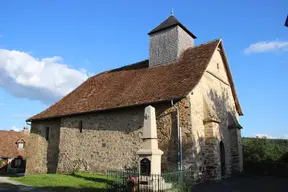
top-left (137, 105), bottom-right (163, 175)
top-left (136, 106), bottom-right (172, 191)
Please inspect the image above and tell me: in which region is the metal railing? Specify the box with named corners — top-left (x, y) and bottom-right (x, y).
top-left (106, 169), bottom-right (193, 192)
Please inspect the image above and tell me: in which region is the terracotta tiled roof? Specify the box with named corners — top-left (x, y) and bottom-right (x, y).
top-left (27, 39), bottom-right (242, 121)
top-left (0, 131), bottom-right (26, 158)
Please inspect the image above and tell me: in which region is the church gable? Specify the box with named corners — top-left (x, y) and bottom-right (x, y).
top-left (206, 47), bottom-right (229, 84)
top-left (204, 42), bottom-right (242, 116)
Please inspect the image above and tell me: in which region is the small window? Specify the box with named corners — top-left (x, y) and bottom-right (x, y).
top-left (79, 121), bottom-right (83, 133)
top-left (17, 143), bottom-right (24, 150)
top-left (45, 127), bottom-right (50, 141)
top-left (217, 63), bottom-right (220, 69)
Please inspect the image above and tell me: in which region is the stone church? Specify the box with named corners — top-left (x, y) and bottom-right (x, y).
top-left (26, 14), bottom-right (243, 181)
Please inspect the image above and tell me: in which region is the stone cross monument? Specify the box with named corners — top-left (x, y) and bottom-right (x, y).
top-left (137, 105), bottom-right (163, 175)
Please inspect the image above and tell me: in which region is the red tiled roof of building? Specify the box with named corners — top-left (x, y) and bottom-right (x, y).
top-left (27, 39), bottom-right (242, 121)
top-left (0, 130), bottom-right (27, 158)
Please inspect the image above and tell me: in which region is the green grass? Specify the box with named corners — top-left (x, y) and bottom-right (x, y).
top-left (10, 172), bottom-right (108, 191)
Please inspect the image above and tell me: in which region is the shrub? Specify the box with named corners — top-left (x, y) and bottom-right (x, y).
top-left (242, 137), bottom-right (288, 163)
top-left (280, 152), bottom-right (288, 163)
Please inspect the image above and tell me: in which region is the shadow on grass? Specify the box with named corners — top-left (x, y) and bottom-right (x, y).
top-left (70, 172), bottom-right (124, 192)
top-left (0, 182), bottom-right (106, 192)
top-left (70, 172), bottom-right (110, 183)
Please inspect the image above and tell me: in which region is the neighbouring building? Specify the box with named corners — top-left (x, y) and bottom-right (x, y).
top-left (26, 14), bottom-right (243, 181)
top-left (0, 127), bottom-right (29, 173)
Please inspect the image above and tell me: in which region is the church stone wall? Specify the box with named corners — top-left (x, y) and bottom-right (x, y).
top-left (182, 47), bottom-right (243, 181)
top-left (28, 100), bottom-right (192, 174)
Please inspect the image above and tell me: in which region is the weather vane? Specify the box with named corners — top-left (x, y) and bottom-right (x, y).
top-left (171, 9), bottom-right (174, 16)
top-left (285, 15), bottom-right (288, 27)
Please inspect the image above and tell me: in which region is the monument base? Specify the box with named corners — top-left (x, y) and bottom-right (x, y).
top-left (138, 176), bottom-right (173, 191)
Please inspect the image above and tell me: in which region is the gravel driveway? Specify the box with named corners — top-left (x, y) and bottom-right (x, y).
top-left (0, 176), bottom-right (35, 192)
top-left (193, 175), bottom-right (288, 192)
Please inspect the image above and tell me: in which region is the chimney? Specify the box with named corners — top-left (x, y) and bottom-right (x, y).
top-left (23, 127), bottom-right (30, 134)
top-left (148, 14), bottom-right (196, 67)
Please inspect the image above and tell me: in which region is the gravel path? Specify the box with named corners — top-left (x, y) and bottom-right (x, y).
top-left (0, 176), bottom-right (36, 192)
top-left (193, 175), bottom-right (288, 192)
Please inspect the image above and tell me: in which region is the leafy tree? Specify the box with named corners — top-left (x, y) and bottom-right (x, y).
top-left (242, 137), bottom-right (288, 162)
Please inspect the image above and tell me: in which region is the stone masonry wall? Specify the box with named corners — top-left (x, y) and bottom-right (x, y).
top-left (28, 99), bottom-right (192, 174)
top-left (25, 133), bottom-right (47, 175)
top-left (27, 119), bottom-right (61, 174)
top-left (229, 128), bottom-right (243, 174)
top-left (157, 98), bottom-right (191, 172)
top-left (57, 107), bottom-right (144, 173)
top-left (57, 100), bottom-right (193, 173)
top-left (183, 47), bottom-right (243, 181)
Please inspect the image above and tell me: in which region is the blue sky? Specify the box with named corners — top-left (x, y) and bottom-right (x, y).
top-left (0, 0), bottom-right (287, 138)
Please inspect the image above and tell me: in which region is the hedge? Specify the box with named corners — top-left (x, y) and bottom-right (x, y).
top-left (242, 137), bottom-right (288, 176)
top-left (242, 137), bottom-right (288, 163)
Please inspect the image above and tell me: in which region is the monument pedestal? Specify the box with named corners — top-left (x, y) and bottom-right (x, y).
top-left (137, 149), bottom-right (163, 175)
top-left (138, 176), bottom-right (172, 191)
top-left (136, 106), bottom-right (173, 191)
top-left (137, 106), bottom-right (163, 176)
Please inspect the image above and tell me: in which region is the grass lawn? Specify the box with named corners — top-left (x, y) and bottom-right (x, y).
top-left (10, 172), bottom-right (109, 191)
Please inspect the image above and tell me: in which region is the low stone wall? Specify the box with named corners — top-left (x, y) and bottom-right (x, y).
top-left (25, 133), bottom-right (48, 175)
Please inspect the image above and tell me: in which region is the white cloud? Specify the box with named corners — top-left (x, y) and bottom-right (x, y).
top-left (11, 126), bottom-right (20, 132)
top-left (254, 134), bottom-right (288, 139)
top-left (0, 49), bottom-right (89, 104)
top-left (254, 134), bottom-right (275, 139)
top-left (244, 40), bottom-right (288, 54)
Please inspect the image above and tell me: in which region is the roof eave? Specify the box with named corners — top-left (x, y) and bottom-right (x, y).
top-left (26, 96), bottom-right (186, 122)
top-left (218, 41), bottom-right (243, 116)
